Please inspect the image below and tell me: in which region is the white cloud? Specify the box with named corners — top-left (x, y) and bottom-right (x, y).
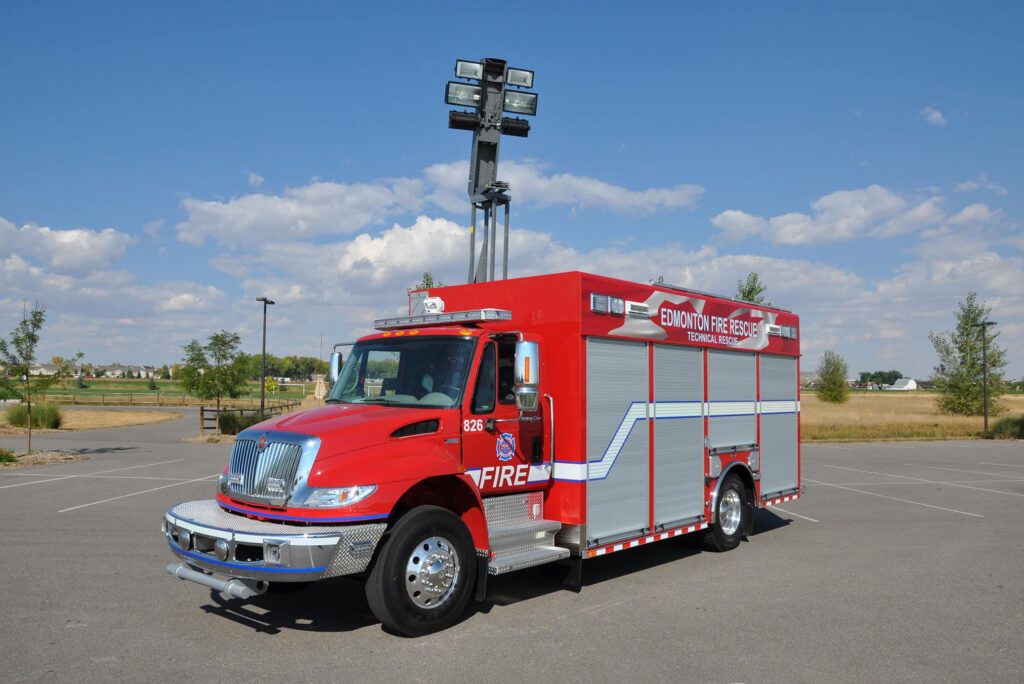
top-left (0, 216), bottom-right (132, 274)
top-left (921, 105), bottom-right (947, 127)
top-left (179, 161), bottom-right (703, 247)
top-left (176, 178), bottom-right (427, 246)
top-left (955, 174), bottom-right (1007, 196)
top-left (711, 185), bottom-right (944, 245)
top-left (245, 171), bottom-right (265, 189)
top-left (424, 160), bottom-right (703, 216)
top-left (947, 203), bottom-right (998, 225)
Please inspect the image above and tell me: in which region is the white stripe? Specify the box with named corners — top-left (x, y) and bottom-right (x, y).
top-left (760, 400), bottom-right (797, 414)
top-left (588, 403), bottom-right (647, 479)
top-left (527, 464), bottom-right (552, 483)
top-left (653, 401), bottom-right (702, 418)
top-left (707, 401), bottom-right (756, 417)
top-left (553, 461), bottom-right (587, 481)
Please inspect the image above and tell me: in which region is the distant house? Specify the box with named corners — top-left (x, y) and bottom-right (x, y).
top-left (29, 363), bottom-right (59, 376)
top-left (887, 378), bottom-right (918, 391)
top-left (800, 372), bottom-right (819, 387)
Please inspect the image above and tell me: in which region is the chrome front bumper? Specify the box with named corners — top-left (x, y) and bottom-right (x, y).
top-left (163, 500), bottom-right (386, 584)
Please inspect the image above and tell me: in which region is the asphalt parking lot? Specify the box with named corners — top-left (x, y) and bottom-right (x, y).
top-left (1, 412), bottom-right (1022, 683)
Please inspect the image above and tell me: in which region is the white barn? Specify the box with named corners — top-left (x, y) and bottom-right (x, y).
top-left (887, 378), bottom-right (918, 391)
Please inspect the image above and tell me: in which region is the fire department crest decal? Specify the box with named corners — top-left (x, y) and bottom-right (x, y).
top-left (496, 432), bottom-right (515, 462)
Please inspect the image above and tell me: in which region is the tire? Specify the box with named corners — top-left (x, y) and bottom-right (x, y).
top-left (703, 472), bottom-right (751, 552)
top-left (365, 505), bottom-right (476, 636)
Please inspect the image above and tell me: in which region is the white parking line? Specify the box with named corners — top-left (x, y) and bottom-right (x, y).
top-left (57, 474), bottom-right (217, 513)
top-left (804, 477), bottom-right (984, 518)
top-left (0, 459), bottom-right (185, 490)
top-left (908, 464), bottom-right (1015, 478)
top-left (979, 462), bottom-right (1024, 470)
top-left (0, 473), bottom-right (200, 482)
top-left (822, 479), bottom-right (1024, 486)
top-left (769, 506), bottom-right (820, 523)
top-left (824, 464), bottom-right (1024, 499)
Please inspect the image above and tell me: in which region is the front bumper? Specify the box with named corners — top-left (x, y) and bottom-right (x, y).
top-left (163, 500), bottom-right (387, 583)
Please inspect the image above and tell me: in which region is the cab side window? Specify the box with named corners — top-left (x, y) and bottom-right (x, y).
top-left (497, 340), bottom-right (516, 404)
top-left (472, 343), bottom-right (496, 414)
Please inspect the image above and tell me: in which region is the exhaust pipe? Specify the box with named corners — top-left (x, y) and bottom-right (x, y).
top-left (165, 562), bottom-right (268, 600)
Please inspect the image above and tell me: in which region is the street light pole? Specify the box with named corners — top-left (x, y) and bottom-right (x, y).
top-left (256, 297), bottom-right (275, 415)
top-left (973, 320), bottom-right (996, 433)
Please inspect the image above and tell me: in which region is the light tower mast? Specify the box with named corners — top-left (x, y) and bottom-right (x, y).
top-left (445, 58), bottom-right (537, 282)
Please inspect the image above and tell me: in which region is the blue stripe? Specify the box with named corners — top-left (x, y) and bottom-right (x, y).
top-left (169, 541), bottom-right (326, 574)
top-left (217, 501), bottom-right (388, 523)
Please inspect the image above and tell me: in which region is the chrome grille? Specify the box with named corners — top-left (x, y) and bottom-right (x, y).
top-left (228, 439), bottom-right (303, 504)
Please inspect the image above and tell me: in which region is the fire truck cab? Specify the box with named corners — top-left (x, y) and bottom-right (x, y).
top-left (164, 271), bottom-right (802, 635)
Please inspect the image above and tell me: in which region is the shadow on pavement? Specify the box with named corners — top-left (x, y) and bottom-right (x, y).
top-left (196, 510), bottom-right (791, 635)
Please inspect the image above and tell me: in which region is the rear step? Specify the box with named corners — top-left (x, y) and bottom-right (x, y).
top-left (484, 492), bottom-right (569, 576)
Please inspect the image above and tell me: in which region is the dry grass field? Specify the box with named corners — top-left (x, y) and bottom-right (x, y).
top-left (0, 408), bottom-right (181, 435)
top-left (801, 391), bottom-right (1024, 441)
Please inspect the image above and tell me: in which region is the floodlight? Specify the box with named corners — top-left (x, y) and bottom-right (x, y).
top-left (450, 111), bottom-right (481, 131)
top-left (501, 117), bottom-right (530, 137)
top-left (505, 67), bottom-right (534, 88)
top-left (502, 90), bottom-right (537, 116)
top-left (446, 81), bottom-right (483, 108)
top-left (455, 60), bottom-right (484, 80)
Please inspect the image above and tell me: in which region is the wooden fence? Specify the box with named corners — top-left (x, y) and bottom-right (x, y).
top-left (42, 393), bottom-right (296, 409)
top-left (198, 400), bottom-right (302, 435)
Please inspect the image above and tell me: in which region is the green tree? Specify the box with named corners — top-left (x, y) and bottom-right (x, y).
top-left (929, 292), bottom-right (1007, 417)
top-left (179, 331), bottom-right (248, 429)
top-left (816, 350), bottom-right (849, 404)
top-left (264, 376), bottom-right (279, 395)
top-left (148, 376), bottom-right (158, 391)
top-left (736, 272), bottom-right (770, 305)
top-left (415, 272), bottom-right (444, 290)
top-left (159, 364), bottom-right (171, 380)
top-left (0, 304), bottom-right (60, 453)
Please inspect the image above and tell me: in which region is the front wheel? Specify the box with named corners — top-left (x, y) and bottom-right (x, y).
top-left (703, 473), bottom-right (751, 552)
top-left (365, 506), bottom-right (476, 636)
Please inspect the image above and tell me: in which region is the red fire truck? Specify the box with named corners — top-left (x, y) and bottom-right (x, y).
top-left (164, 271), bottom-right (802, 635)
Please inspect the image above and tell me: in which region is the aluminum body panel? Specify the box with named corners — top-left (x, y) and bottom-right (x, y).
top-left (586, 338), bottom-right (649, 543)
top-left (707, 350), bottom-right (756, 448)
top-left (652, 345), bottom-right (704, 526)
top-left (758, 354), bottom-right (798, 495)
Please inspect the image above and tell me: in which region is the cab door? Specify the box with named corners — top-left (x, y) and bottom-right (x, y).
top-left (461, 338), bottom-right (547, 494)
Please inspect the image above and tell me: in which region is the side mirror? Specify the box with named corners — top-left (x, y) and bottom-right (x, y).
top-left (328, 351), bottom-right (343, 385)
top-left (514, 340), bottom-right (540, 412)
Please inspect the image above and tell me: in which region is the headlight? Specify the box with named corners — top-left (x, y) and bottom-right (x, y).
top-left (303, 485), bottom-right (376, 508)
top-left (218, 472), bottom-right (229, 495)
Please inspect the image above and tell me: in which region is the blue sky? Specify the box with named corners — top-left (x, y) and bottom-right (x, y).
top-left (1, 2), bottom-right (1022, 377)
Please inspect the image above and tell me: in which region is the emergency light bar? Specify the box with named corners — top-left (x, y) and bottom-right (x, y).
top-left (374, 308), bottom-right (512, 331)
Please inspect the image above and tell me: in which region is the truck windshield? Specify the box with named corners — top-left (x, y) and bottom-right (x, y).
top-left (326, 335), bottom-right (477, 409)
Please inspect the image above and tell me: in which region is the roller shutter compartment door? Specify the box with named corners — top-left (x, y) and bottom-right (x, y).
top-left (759, 354), bottom-right (799, 496)
top-left (707, 350), bottom-right (756, 449)
top-left (652, 345), bottom-right (704, 527)
top-left (586, 338), bottom-right (648, 543)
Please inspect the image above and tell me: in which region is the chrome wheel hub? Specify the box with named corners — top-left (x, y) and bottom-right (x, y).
top-left (405, 536), bottom-right (460, 609)
top-left (719, 489), bottom-right (742, 536)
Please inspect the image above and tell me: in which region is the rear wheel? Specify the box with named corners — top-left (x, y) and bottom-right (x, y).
top-left (365, 506), bottom-right (475, 636)
top-left (703, 472), bottom-right (751, 552)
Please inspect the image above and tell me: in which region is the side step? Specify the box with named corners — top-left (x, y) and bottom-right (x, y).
top-left (489, 545), bottom-right (570, 575)
top-left (484, 492), bottom-right (570, 576)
